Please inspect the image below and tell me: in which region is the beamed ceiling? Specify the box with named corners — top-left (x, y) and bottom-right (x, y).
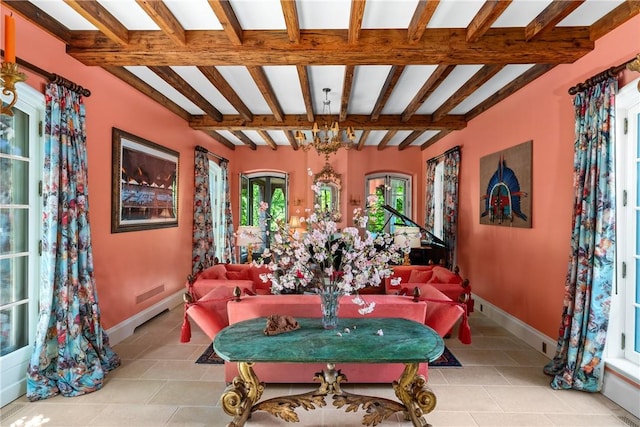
top-left (4, 0), bottom-right (639, 151)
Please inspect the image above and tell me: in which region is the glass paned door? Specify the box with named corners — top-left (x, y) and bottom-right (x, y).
top-left (0, 86), bottom-right (43, 406)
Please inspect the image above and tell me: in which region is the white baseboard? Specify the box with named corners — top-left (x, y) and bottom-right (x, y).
top-left (105, 290), bottom-right (184, 346)
top-left (472, 295), bottom-right (556, 358)
top-left (473, 295), bottom-right (639, 419)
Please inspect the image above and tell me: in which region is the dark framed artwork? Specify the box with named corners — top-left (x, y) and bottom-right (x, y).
top-left (479, 140), bottom-right (532, 228)
top-left (111, 128), bottom-right (179, 233)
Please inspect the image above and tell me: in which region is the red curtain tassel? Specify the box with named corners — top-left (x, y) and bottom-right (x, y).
top-left (180, 310), bottom-right (192, 343)
top-left (458, 312), bottom-right (472, 345)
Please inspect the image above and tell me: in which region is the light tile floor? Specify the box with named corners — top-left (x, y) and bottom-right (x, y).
top-left (2, 306), bottom-right (638, 427)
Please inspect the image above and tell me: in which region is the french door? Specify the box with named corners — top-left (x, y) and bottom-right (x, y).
top-left (0, 84), bottom-right (43, 406)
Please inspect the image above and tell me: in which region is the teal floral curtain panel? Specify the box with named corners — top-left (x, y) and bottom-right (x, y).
top-left (27, 83), bottom-right (120, 401)
top-left (543, 77), bottom-right (617, 392)
top-left (221, 161), bottom-right (235, 264)
top-left (424, 160), bottom-right (437, 232)
top-left (192, 148), bottom-right (216, 274)
top-left (442, 149), bottom-right (460, 268)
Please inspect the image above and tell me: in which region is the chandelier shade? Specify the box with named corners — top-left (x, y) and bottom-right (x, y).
top-left (296, 88), bottom-right (356, 160)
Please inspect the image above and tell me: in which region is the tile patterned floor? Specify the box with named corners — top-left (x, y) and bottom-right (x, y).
top-left (2, 307), bottom-right (638, 426)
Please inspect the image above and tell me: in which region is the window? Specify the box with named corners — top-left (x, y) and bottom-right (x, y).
top-left (365, 173), bottom-right (412, 234)
top-left (208, 160), bottom-right (225, 261)
top-left (610, 77), bottom-right (640, 371)
top-left (0, 83), bottom-right (44, 406)
top-left (239, 172), bottom-right (288, 256)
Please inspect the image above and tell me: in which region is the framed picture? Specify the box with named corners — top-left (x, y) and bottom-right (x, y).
top-left (111, 128), bottom-right (179, 233)
top-left (479, 140), bottom-right (532, 228)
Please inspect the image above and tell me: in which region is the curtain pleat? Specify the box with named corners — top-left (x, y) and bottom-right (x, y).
top-left (27, 83), bottom-right (120, 401)
top-left (442, 150), bottom-right (460, 268)
top-left (192, 150), bottom-right (216, 274)
top-left (543, 77), bottom-right (617, 392)
top-left (424, 160), bottom-right (437, 231)
top-left (221, 162), bottom-right (236, 264)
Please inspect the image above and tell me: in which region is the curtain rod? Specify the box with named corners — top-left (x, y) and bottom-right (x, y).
top-left (195, 145), bottom-right (228, 163)
top-left (1, 49), bottom-right (91, 97)
top-left (568, 54), bottom-right (640, 95)
top-left (427, 145), bottom-right (460, 163)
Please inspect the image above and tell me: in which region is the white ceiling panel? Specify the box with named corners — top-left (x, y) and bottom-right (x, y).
top-left (361, 0), bottom-right (420, 29)
top-left (417, 65), bottom-right (484, 114)
top-left (307, 66), bottom-right (347, 113)
top-left (233, 0), bottom-right (286, 29)
top-left (559, 0), bottom-right (626, 26)
top-left (428, 0), bottom-right (485, 28)
top-left (492, 0), bottom-right (552, 27)
top-left (124, 66), bottom-right (203, 114)
top-left (170, 66), bottom-right (237, 114)
top-left (382, 65), bottom-right (439, 114)
top-left (363, 131), bottom-right (387, 146)
top-left (350, 66), bottom-right (393, 114)
top-left (242, 130), bottom-right (266, 145)
top-left (164, 0), bottom-right (222, 30)
top-left (386, 130), bottom-right (413, 146)
top-left (217, 130), bottom-right (243, 146)
top-left (266, 130), bottom-right (290, 145)
top-left (216, 66), bottom-right (272, 114)
top-left (262, 66), bottom-right (307, 114)
top-left (98, 0), bottom-right (158, 30)
top-left (450, 64), bottom-right (536, 114)
top-left (30, 0), bottom-right (96, 30)
top-left (296, 0), bottom-right (352, 29)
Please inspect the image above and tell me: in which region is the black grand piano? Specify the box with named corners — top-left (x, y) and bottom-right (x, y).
top-left (381, 204), bottom-right (449, 267)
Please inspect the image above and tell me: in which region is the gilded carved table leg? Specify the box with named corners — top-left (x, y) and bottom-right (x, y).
top-left (393, 363), bottom-right (436, 427)
top-left (220, 362), bottom-right (264, 427)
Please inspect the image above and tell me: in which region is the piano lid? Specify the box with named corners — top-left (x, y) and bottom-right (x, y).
top-left (381, 204), bottom-right (447, 248)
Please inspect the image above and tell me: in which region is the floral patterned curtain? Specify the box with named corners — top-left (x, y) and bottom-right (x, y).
top-left (543, 77), bottom-right (616, 392)
top-left (424, 160), bottom-right (437, 231)
top-left (192, 149), bottom-right (216, 274)
top-left (221, 161), bottom-right (235, 264)
top-left (442, 149), bottom-right (461, 268)
top-left (27, 83), bottom-right (120, 401)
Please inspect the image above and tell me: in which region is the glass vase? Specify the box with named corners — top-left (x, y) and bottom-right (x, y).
top-left (319, 289), bottom-right (340, 330)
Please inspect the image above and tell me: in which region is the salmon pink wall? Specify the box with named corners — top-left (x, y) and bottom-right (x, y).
top-left (6, 9), bottom-right (234, 328)
top-left (421, 15), bottom-right (640, 338)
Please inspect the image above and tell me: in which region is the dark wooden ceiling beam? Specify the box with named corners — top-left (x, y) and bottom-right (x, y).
top-left (340, 66), bottom-right (355, 122)
top-left (102, 66), bottom-right (191, 121)
top-left (466, 0), bottom-right (512, 42)
top-left (67, 27), bottom-right (594, 66)
top-left (377, 130), bottom-right (398, 151)
top-left (197, 66), bottom-right (253, 122)
top-left (205, 130), bottom-right (236, 150)
top-left (190, 114), bottom-right (467, 131)
top-left (280, 0), bottom-right (300, 43)
top-left (407, 0), bottom-right (440, 44)
top-left (296, 65), bottom-right (315, 122)
top-left (525, 0), bottom-right (585, 41)
top-left (401, 64), bottom-right (455, 122)
top-left (371, 65), bottom-right (405, 121)
top-left (63, 0), bottom-right (129, 45)
top-left (356, 130), bottom-right (370, 150)
top-left (3, 0), bottom-right (72, 43)
top-left (257, 130), bottom-right (278, 150)
top-left (247, 66), bottom-right (285, 122)
top-left (590, 0), bottom-right (640, 41)
top-left (149, 66), bottom-right (223, 121)
top-left (230, 131), bottom-right (257, 150)
top-left (135, 0), bottom-right (186, 46)
top-left (432, 64), bottom-right (505, 122)
top-left (207, 0), bottom-right (243, 45)
top-left (398, 131), bottom-right (423, 150)
top-left (348, 0), bottom-right (366, 44)
top-left (420, 130), bottom-right (452, 150)
top-left (283, 130), bottom-right (300, 150)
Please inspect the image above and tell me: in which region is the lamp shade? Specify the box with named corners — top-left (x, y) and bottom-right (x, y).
top-left (394, 226), bottom-right (421, 248)
top-left (236, 226), bottom-right (262, 247)
top-left (289, 215), bottom-right (301, 229)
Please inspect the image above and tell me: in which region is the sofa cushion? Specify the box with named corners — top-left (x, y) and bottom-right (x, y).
top-left (408, 269), bottom-right (433, 284)
top-left (199, 264), bottom-right (228, 280)
top-left (430, 266), bottom-right (463, 285)
top-left (227, 270), bottom-right (250, 281)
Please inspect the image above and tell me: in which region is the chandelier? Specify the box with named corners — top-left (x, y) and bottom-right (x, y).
top-left (295, 88), bottom-right (356, 161)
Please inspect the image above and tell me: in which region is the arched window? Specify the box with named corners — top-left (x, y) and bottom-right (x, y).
top-left (364, 173), bottom-right (412, 234)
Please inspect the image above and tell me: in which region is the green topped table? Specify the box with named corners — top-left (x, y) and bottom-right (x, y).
top-left (214, 317), bottom-right (444, 427)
